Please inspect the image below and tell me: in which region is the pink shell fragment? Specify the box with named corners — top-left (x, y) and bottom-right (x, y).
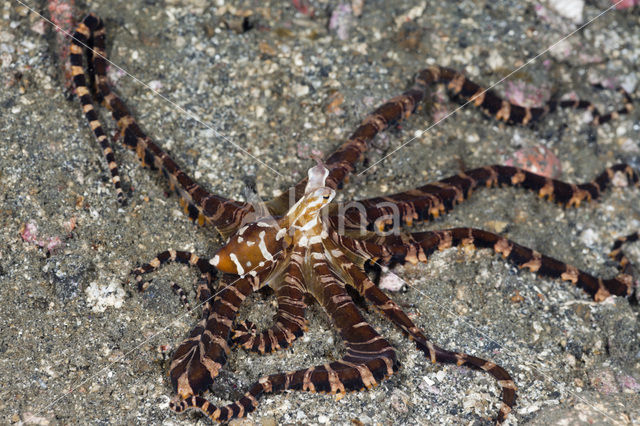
top-left (504, 81), bottom-right (551, 109)
top-left (505, 145), bottom-right (562, 179)
top-left (20, 222), bottom-right (39, 244)
top-left (613, 0), bottom-right (639, 10)
top-left (329, 4), bottom-right (354, 41)
top-left (47, 0), bottom-right (77, 88)
top-left (20, 221), bottom-right (65, 252)
top-left (291, 0), bottom-right (314, 16)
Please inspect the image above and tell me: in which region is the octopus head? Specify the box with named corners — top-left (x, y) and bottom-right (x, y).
top-left (210, 164), bottom-right (334, 276)
top-left (287, 163), bottom-right (335, 229)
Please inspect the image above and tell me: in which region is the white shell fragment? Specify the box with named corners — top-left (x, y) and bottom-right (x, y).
top-left (546, 0), bottom-right (584, 24)
top-left (379, 271), bottom-right (407, 292)
top-left (85, 280), bottom-right (126, 312)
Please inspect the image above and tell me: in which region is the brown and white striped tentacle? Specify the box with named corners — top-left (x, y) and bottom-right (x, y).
top-left (586, 84), bottom-right (635, 125)
top-left (420, 65), bottom-right (634, 126)
top-left (71, 14), bottom-right (253, 235)
top-left (131, 249), bottom-right (217, 311)
top-left (335, 163), bottom-right (639, 231)
top-left (69, 14), bottom-right (124, 203)
top-left (609, 232), bottom-right (640, 277)
top-left (171, 247), bottom-right (399, 423)
top-left (327, 227), bottom-right (406, 266)
top-left (323, 246), bottom-right (516, 423)
top-left (266, 80), bottom-right (427, 215)
top-left (307, 247), bottom-right (398, 384)
top-left (232, 247), bottom-right (308, 353)
top-left (131, 249), bottom-right (214, 291)
top-left (404, 228), bottom-right (633, 301)
top-left (432, 348), bottom-right (516, 424)
top-left (267, 65), bottom-right (633, 216)
top-left (338, 257), bottom-right (515, 424)
top-left (169, 272), bottom-right (264, 400)
top-left (332, 225), bottom-right (635, 301)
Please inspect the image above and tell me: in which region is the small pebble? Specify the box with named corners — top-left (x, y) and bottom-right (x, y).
top-left (546, 0), bottom-right (584, 24)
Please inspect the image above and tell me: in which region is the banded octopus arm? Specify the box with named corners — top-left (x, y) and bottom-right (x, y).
top-left (169, 272), bottom-right (265, 402)
top-left (267, 65), bottom-right (633, 216)
top-left (332, 163), bottom-right (639, 232)
top-left (331, 228), bottom-right (636, 302)
top-left (171, 245), bottom-right (400, 423)
top-left (330, 245), bottom-right (516, 423)
top-left (130, 247), bottom-right (310, 354)
top-left (232, 247), bottom-right (308, 353)
top-left (70, 14), bottom-right (253, 236)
